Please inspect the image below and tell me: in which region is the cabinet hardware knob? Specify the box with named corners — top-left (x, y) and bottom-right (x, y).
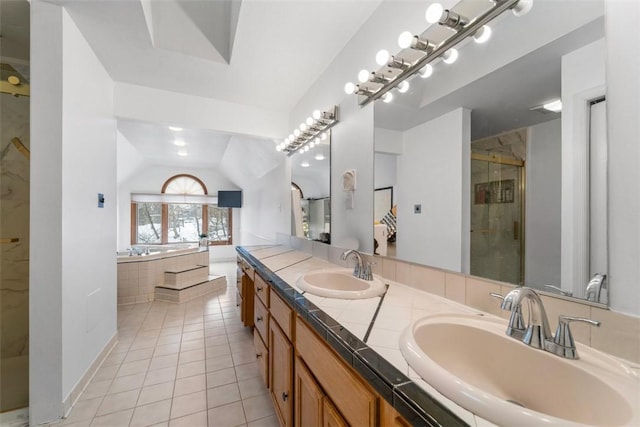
top-left (256, 316), bottom-right (263, 322)
top-left (282, 392), bottom-right (288, 402)
top-left (256, 353), bottom-right (262, 359)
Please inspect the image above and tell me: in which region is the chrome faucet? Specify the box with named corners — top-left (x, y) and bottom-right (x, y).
top-left (543, 284), bottom-right (573, 297)
top-left (499, 287), bottom-right (601, 359)
top-left (341, 249), bottom-right (373, 281)
top-left (585, 273), bottom-right (607, 302)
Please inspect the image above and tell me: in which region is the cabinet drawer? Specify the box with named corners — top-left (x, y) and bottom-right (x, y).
top-left (254, 330), bottom-right (269, 387)
top-left (296, 318), bottom-right (377, 427)
top-left (270, 290), bottom-right (294, 340)
top-left (255, 274), bottom-right (270, 307)
top-left (254, 296), bottom-right (269, 344)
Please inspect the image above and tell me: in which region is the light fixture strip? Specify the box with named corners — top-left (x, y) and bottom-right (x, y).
top-left (358, 0), bottom-right (520, 106)
top-left (284, 106), bottom-right (339, 156)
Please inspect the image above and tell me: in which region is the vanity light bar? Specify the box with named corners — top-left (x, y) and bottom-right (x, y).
top-left (278, 106), bottom-right (339, 156)
top-left (349, 0), bottom-right (526, 106)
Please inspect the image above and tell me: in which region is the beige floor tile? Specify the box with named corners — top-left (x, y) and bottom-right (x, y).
top-left (130, 337), bottom-right (159, 351)
top-left (182, 323), bottom-right (204, 333)
top-left (207, 401), bottom-right (246, 427)
top-left (174, 374), bottom-right (206, 397)
top-left (92, 365), bottom-right (119, 382)
top-left (144, 366), bottom-right (177, 387)
top-left (206, 383), bottom-right (241, 409)
top-left (171, 390), bottom-right (208, 420)
top-left (154, 343), bottom-right (181, 357)
top-left (205, 354), bottom-right (234, 372)
top-left (243, 392), bottom-right (275, 422)
top-left (206, 367), bottom-right (237, 388)
top-left (109, 373), bottom-right (146, 394)
top-left (102, 352), bottom-right (126, 367)
top-left (64, 397), bottom-right (103, 423)
top-left (232, 351), bottom-right (256, 366)
top-left (149, 354), bottom-right (179, 371)
top-left (138, 381), bottom-right (175, 406)
top-left (179, 339), bottom-right (205, 352)
top-left (80, 380), bottom-right (112, 400)
top-left (234, 362), bottom-right (259, 382)
top-left (204, 335), bottom-right (228, 347)
top-left (204, 319), bottom-right (225, 329)
top-left (176, 360), bottom-right (206, 379)
top-left (117, 358), bottom-right (151, 377)
top-left (182, 330), bottom-right (204, 342)
top-left (205, 344), bottom-right (231, 358)
top-left (205, 327), bottom-right (228, 338)
top-left (169, 411), bottom-right (208, 427)
top-left (247, 415), bottom-right (279, 427)
top-left (130, 399), bottom-right (172, 427)
top-left (157, 334), bottom-right (182, 346)
top-left (59, 419), bottom-right (92, 427)
top-left (96, 389), bottom-right (140, 416)
top-left (179, 349), bottom-right (206, 365)
top-left (90, 408), bottom-right (134, 427)
top-left (238, 377), bottom-right (267, 400)
top-left (160, 327), bottom-right (183, 337)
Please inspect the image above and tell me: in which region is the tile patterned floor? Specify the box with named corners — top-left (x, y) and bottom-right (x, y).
top-left (57, 262), bottom-right (278, 427)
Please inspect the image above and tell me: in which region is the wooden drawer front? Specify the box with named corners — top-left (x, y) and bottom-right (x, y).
top-left (270, 291), bottom-right (294, 340)
top-left (254, 274), bottom-right (270, 307)
top-left (269, 321), bottom-right (293, 427)
top-left (323, 398), bottom-right (348, 427)
top-left (296, 318), bottom-right (377, 427)
top-left (254, 296), bottom-right (269, 344)
top-left (254, 330), bottom-right (269, 387)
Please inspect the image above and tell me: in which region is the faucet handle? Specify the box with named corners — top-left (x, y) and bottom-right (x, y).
top-left (544, 284), bottom-right (573, 297)
top-left (491, 291), bottom-right (526, 339)
top-left (551, 315), bottom-right (601, 359)
top-left (362, 262), bottom-right (375, 281)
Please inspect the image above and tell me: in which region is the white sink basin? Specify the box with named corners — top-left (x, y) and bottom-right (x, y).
top-left (400, 313), bottom-right (640, 426)
top-left (296, 268), bottom-right (386, 299)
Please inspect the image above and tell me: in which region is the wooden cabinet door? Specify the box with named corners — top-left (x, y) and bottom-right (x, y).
top-left (269, 321), bottom-right (293, 427)
top-left (323, 398), bottom-right (348, 427)
top-left (295, 357), bottom-right (324, 427)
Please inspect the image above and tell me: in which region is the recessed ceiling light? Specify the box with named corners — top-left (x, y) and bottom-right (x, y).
top-left (315, 154), bottom-right (325, 161)
top-left (169, 126), bottom-right (183, 131)
top-left (177, 150), bottom-right (188, 157)
top-left (174, 139), bottom-right (186, 147)
top-left (543, 99), bottom-right (562, 112)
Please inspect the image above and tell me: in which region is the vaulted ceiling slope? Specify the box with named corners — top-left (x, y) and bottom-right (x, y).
top-left (62, 0), bottom-right (383, 111)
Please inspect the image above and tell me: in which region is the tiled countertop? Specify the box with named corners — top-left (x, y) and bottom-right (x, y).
top-left (237, 245), bottom-right (499, 427)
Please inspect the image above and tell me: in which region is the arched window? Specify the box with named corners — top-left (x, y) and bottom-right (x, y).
top-left (131, 174), bottom-right (232, 246)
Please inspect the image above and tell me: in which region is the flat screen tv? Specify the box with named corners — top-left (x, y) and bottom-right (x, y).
top-left (218, 190), bottom-right (242, 208)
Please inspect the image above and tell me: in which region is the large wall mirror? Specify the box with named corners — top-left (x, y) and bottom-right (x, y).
top-left (372, 0), bottom-right (607, 304)
top-left (291, 132), bottom-right (331, 243)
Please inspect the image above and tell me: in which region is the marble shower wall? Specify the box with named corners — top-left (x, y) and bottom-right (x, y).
top-left (1, 91), bottom-right (30, 411)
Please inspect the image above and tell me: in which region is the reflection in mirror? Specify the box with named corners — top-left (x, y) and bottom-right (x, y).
top-left (372, 0), bottom-right (606, 304)
top-left (291, 131), bottom-right (331, 243)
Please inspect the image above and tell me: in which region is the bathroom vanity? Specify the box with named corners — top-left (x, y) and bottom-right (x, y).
top-left (237, 244), bottom-right (640, 427)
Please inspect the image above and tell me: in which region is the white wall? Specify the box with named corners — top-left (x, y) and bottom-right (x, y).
top-left (31, 2), bottom-right (118, 422)
top-left (525, 119), bottom-right (562, 288)
top-left (374, 127), bottom-right (403, 154)
top-left (374, 153), bottom-right (397, 190)
top-left (331, 101), bottom-right (375, 253)
top-left (606, 0), bottom-right (640, 315)
top-left (561, 38), bottom-right (606, 296)
top-left (396, 108), bottom-right (470, 271)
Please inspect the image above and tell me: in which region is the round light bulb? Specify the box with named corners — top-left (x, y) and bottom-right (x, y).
top-left (294, 129), bottom-right (301, 137)
top-left (397, 81), bottom-right (410, 93)
top-left (276, 145), bottom-right (282, 152)
top-left (299, 149), bottom-right (304, 154)
top-left (320, 132), bottom-right (327, 141)
top-left (426, 3), bottom-right (444, 24)
top-left (306, 117), bottom-right (314, 126)
top-left (442, 48), bottom-right (459, 64)
top-left (309, 141), bottom-right (315, 148)
top-left (358, 69), bottom-right (370, 83)
top-left (398, 31), bottom-right (414, 49)
top-left (304, 146), bottom-right (310, 152)
top-left (344, 82), bottom-right (356, 94)
top-left (376, 49), bottom-right (390, 66)
top-left (300, 122), bottom-right (307, 131)
top-left (382, 92), bottom-right (393, 103)
top-left (177, 150), bottom-right (188, 157)
top-left (420, 64), bottom-right (434, 79)
top-left (315, 153), bottom-right (325, 161)
top-left (301, 161), bottom-right (310, 168)
top-left (512, 0), bottom-right (533, 17)
top-left (315, 138), bottom-right (321, 145)
top-left (173, 139), bottom-right (186, 147)
top-left (313, 110), bottom-right (321, 120)
top-left (473, 25), bottom-right (492, 44)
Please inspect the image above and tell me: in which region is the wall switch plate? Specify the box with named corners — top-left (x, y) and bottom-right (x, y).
top-left (98, 193), bottom-right (105, 208)
top-left (414, 204), bottom-right (422, 214)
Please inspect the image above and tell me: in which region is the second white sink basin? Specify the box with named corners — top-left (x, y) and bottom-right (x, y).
top-left (400, 313), bottom-right (640, 426)
top-left (296, 268), bottom-right (386, 299)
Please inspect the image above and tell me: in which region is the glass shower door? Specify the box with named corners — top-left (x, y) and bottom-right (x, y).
top-left (470, 155), bottom-right (524, 284)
